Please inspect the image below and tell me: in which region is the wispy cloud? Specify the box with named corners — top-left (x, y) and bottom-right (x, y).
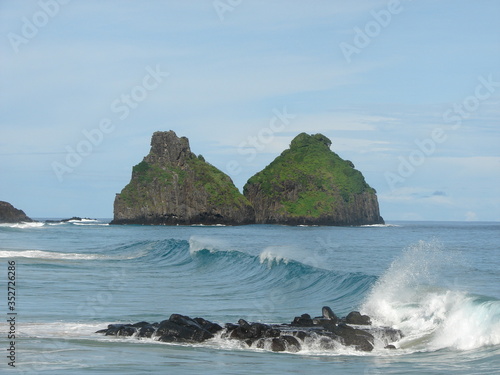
top-left (1, 0), bottom-right (499, 219)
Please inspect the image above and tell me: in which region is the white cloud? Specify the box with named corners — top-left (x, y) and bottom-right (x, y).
top-left (465, 211), bottom-right (478, 221)
top-left (379, 187), bottom-right (453, 205)
top-left (1, 0), bottom-right (499, 219)
top-left (287, 112), bottom-right (397, 133)
top-left (434, 157), bottom-right (500, 176)
top-left (327, 137), bottom-right (393, 154)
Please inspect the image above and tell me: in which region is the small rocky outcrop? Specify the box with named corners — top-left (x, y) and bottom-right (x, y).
top-left (0, 201), bottom-right (33, 223)
top-left (111, 131), bottom-right (255, 225)
top-left (45, 217), bottom-right (93, 223)
top-left (96, 306), bottom-right (403, 353)
top-left (243, 133), bottom-right (384, 225)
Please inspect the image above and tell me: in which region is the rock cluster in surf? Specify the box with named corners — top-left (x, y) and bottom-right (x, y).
top-left (112, 131), bottom-right (384, 226)
top-left (96, 306), bottom-right (402, 353)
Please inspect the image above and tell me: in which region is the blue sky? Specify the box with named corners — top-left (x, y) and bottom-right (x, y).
top-left (1, 0), bottom-right (499, 221)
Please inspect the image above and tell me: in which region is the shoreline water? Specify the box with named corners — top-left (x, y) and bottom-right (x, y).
top-left (0, 221), bottom-right (498, 374)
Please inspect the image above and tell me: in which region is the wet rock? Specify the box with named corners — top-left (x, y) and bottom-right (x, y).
top-left (322, 306), bottom-right (338, 323)
top-left (138, 323), bottom-right (158, 338)
top-left (225, 320), bottom-right (280, 341)
top-left (131, 321), bottom-right (151, 328)
top-left (291, 313), bottom-right (314, 327)
top-left (332, 323), bottom-right (374, 352)
top-left (253, 335), bottom-right (301, 352)
top-left (365, 326), bottom-right (404, 346)
top-left (345, 311), bottom-right (372, 325)
top-left (270, 338), bottom-right (286, 352)
top-left (292, 330), bottom-right (309, 341)
top-left (194, 317), bottom-right (223, 334)
top-left (102, 324), bottom-right (137, 336)
top-left (316, 318), bottom-right (338, 332)
top-left (281, 335), bottom-right (301, 352)
top-left (155, 314), bottom-right (215, 343)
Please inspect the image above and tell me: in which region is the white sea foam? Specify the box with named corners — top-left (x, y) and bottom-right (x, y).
top-left (190, 223), bottom-right (227, 227)
top-left (0, 221), bottom-right (45, 229)
top-left (72, 222), bottom-right (109, 226)
top-left (258, 245), bottom-right (329, 271)
top-left (360, 223), bottom-right (400, 228)
top-left (65, 218), bottom-right (99, 223)
top-left (0, 250), bottom-right (106, 260)
top-left (259, 248), bottom-right (290, 265)
top-left (0, 249), bottom-right (137, 261)
top-left (19, 322), bottom-right (104, 338)
top-left (188, 236), bottom-right (229, 255)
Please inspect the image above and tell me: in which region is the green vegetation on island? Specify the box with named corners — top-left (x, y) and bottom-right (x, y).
top-left (243, 133), bottom-right (383, 225)
top-left (112, 130), bottom-right (383, 226)
top-left (112, 131), bottom-right (255, 225)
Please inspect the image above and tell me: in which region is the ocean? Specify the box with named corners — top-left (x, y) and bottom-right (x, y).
top-left (0, 220), bottom-right (499, 374)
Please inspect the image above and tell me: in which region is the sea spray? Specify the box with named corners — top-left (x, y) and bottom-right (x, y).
top-left (188, 236), bottom-right (230, 255)
top-left (431, 294), bottom-right (500, 350)
top-left (361, 240), bottom-right (450, 315)
top-left (361, 240), bottom-right (500, 351)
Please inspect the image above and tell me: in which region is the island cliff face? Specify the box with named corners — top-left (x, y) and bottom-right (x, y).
top-left (111, 131), bottom-right (255, 225)
top-left (112, 131), bottom-right (383, 226)
top-left (0, 201), bottom-right (33, 223)
top-left (243, 133), bottom-right (384, 226)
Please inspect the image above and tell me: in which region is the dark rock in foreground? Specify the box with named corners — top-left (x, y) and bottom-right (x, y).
top-left (0, 201), bottom-right (33, 223)
top-left (96, 307), bottom-right (402, 353)
top-left (345, 311), bottom-right (372, 325)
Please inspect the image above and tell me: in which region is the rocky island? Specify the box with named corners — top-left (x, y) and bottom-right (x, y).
top-left (244, 133), bottom-right (384, 225)
top-left (111, 131), bottom-right (255, 225)
top-left (112, 130), bottom-right (383, 226)
top-left (0, 201), bottom-right (33, 223)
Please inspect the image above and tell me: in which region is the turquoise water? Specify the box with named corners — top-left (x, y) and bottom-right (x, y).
top-left (0, 221), bottom-right (499, 374)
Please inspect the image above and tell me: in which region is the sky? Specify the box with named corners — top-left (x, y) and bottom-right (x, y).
top-left (1, 0), bottom-right (499, 221)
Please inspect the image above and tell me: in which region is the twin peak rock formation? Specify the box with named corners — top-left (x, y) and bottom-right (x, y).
top-left (112, 131), bottom-right (384, 226)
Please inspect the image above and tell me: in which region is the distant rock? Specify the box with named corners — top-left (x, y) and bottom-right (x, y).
top-left (0, 201), bottom-right (33, 223)
top-left (111, 131), bottom-right (255, 225)
top-left (243, 133), bottom-right (384, 225)
top-left (45, 217), bottom-right (95, 223)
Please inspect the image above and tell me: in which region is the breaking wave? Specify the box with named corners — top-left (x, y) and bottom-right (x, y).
top-left (361, 240), bottom-right (500, 352)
